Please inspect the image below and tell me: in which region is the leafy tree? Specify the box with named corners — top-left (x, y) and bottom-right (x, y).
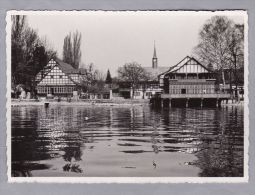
top-left (105, 69), bottom-right (112, 84)
top-left (63, 31), bottom-right (82, 69)
top-left (117, 62), bottom-right (150, 98)
top-left (11, 15), bottom-right (57, 95)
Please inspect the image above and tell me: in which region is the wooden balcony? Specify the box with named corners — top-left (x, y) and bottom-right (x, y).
top-left (161, 93), bottom-right (231, 99)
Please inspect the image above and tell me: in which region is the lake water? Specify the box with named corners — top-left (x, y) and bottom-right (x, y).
top-left (11, 105), bottom-right (244, 177)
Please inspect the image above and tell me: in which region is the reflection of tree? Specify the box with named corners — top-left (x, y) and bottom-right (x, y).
top-left (157, 106), bottom-right (243, 177)
top-left (62, 146), bottom-right (83, 173)
top-left (12, 106), bottom-right (88, 176)
top-left (62, 107), bottom-right (84, 173)
top-left (194, 137), bottom-right (243, 177)
top-left (193, 107), bottom-right (243, 177)
top-left (12, 107), bottom-right (53, 176)
top-left (12, 162), bottom-right (51, 177)
top-left (63, 163), bottom-right (82, 173)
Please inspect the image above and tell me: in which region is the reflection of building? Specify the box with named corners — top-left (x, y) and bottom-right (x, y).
top-left (157, 56), bottom-right (231, 107)
top-left (35, 59), bottom-right (86, 97)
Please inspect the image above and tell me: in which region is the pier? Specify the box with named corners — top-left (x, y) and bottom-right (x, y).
top-left (151, 93), bottom-right (231, 108)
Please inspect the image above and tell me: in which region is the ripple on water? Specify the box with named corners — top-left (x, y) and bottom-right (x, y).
top-left (11, 106), bottom-right (244, 177)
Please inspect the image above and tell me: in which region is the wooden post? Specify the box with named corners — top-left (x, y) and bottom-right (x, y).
top-left (218, 99), bottom-right (221, 108)
top-left (109, 89), bottom-right (113, 100)
top-left (44, 102), bottom-right (49, 108)
top-left (216, 99), bottom-right (219, 108)
top-left (200, 98), bottom-right (203, 108)
top-left (169, 98), bottom-right (172, 108)
top-left (186, 98), bottom-right (189, 108)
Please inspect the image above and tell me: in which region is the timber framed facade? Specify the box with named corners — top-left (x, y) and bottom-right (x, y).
top-left (35, 59), bottom-right (85, 97)
top-left (157, 56), bottom-right (231, 107)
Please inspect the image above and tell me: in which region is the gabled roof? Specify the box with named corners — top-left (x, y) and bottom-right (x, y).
top-left (55, 58), bottom-right (87, 74)
top-left (36, 58), bottom-right (87, 85)
top-left (143, 67), bottom-right (169, 81)
top-left (158, 56), bottom-right (211, 77)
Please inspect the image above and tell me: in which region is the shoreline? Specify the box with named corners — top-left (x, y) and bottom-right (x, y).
top-left (11, 99), bottom-right (150, 107)
top-left (10, 99), bottom-right (244, 107)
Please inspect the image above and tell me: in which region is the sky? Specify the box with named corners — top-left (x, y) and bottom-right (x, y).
top-left (26, 11), bottom-right (245, 76)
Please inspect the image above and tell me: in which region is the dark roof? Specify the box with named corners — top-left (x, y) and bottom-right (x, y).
top-left (158, 56), bottom-right (211, 77)
top-left (55, 58), bottom-right (87, 74)
top-left (143, 67), bottom-right (169, 80)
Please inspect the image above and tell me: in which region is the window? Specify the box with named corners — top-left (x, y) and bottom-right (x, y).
top-left (51, 75), bottom-right (54, 79)
top-left (134, 92), bottom-right (140, 96)
top-left (59, 75), bottom-right (62, 79)
top-left (146, 92), bottom-right (152, 97)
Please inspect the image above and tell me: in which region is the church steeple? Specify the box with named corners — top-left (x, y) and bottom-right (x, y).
top-left (152, 41), bottom-right (158, 69)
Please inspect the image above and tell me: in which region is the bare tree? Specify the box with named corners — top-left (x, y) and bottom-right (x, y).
top-left (194, 16), bottom-right (244, 96)
top-left (194, 16), bottom-right (235, 88)
top-left (72, 31), bottom-right (82, 69)
top-left (118, 62), bottom-right (149, 99)
top-left (227, 24), bottom-right (244, 96)
top-left (11, 15), bottom-right (27, 85)
top-left (40, 35), bottom-right (57, 60)
top-left (80, 63), bottom-right (104, 94)
top-left (62, 31), bottom-right (82, 69)
top-left (63, 33), bottom-right (73, 66)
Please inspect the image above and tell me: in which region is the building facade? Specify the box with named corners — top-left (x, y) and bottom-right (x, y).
top-left (159, 56), bottom-right (216, 95)
top-left (129, 42), bottom-right (167, 99)
top-left (133, 81), bottom-right (162, 99)
top-left (158, 56), bottom-right (230, 107)
top-left (35, 59), bottom-right (86, 97)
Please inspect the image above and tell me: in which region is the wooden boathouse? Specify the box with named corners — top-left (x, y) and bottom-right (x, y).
top-left (154, 56), bottom-right (231, 108)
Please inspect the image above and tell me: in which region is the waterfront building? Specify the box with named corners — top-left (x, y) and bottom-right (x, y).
top-left (131, 42), bottom-right (168, 99)
top-left (158, 56), bottom-right (231, 107)
top-left (116, 81), bottom-right (162, 99)
top-left (35, 59), bottom-right (86, 97)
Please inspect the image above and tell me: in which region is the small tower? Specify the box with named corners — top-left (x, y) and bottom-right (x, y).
top-left (152, 41), bottom-right (158, 69)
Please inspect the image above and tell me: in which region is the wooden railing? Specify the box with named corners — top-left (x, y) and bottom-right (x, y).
top-left (161, 93), bottom-right (231, 99)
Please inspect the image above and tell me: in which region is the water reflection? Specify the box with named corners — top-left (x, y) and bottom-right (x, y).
top-left (12, 105), bottom-right (244, 177)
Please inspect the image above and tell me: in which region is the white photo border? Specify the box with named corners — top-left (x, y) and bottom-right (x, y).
top-left (6, 10), bottom-right (249, 183)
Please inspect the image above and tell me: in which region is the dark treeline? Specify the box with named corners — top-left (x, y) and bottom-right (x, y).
top-left (11, 15), bottom-right (57, 92)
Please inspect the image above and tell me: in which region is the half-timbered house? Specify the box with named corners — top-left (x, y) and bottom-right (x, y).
top-left (35, 59), bottom-right (86, 97)
top-left (158, 56), bottom-right (230, 107)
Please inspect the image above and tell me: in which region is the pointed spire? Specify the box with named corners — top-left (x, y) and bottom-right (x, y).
top-left (153, 40), bottom-right (157, 59)
top-left (152, 40), bottom-right (158, 69)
